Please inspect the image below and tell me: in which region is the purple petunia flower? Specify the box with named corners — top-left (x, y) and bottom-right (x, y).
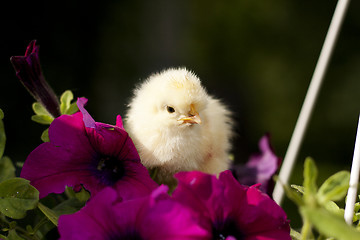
top-left (10, 40), bottom-right (61, 118)
top-left (20, 98), bottom-right (158, 199)
top-left (231, 134), bottom-right (281, 194)
top-left (58, 186), bottom-right (209, 240)
top-left (172, 170), bottom-right (291, 240)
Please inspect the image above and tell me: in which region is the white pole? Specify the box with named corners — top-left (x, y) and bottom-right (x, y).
top-left (273, 0), bottom-right (351, 205)
top-left (344, 115), bottom-right (360, 225)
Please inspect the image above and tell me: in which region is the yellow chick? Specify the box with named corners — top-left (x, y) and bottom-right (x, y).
top-left (125, 68), bottom-right (233, 186)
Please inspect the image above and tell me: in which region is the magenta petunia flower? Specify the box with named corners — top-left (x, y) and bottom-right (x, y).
top-left (58, 186), bottom-right (209, 240)
top-left (172, 170), bottom-right (291, 240)
top-left (20, 97), bottom-right (158, 199)
top-left (10, 40), bottom-right (60, 118)
top-left (231, 134), bottom-right (281, 194)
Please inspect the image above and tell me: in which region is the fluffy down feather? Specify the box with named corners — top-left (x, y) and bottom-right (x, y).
top-left (125, 68), bottom-right (233, 186)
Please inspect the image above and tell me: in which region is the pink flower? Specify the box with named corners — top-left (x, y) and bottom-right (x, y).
top-left (58, 186), bottom-right (209, 240)
top-left (173, 170), bottom-right (291, 240)
top-left (231, 134), bottom-right (281, 194)
top-left (21, 98), bottom-right (158, 199)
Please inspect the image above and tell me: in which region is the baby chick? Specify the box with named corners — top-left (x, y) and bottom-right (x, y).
top-left (125, 68), bottom-right (233, 186)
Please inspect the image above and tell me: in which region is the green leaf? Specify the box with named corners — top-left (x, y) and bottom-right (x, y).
top-left (356, 202), bottom-right (360, 211)
top-left (149, 167), bottom-right (159, 179)
top-left (40, 128), bottom-right (50, 142)
top-left (32, 103), bottom-right (54, 126)
top-left (37, 202), bottom-right (58, 226)
top-left (286, 186), bottom-right (304, 206)
top-left (322, 201), bottom-right (344, 217)
top-left (32, 102), bottom-right (50, 116)
top-left (317, 171), bottom-right (350, 204)
top-left (25, 225), bottom-right (33, 234)
top-left (0, 109), bottom-right (5, 159)
top-left (355, 202), bottom-right (360, 217)
top-left (303, 158), bottom-right (318, 205)
top-left (15, 162), bottom-right (24, 168)
top-left (7, 230), bottom-right (24, 240)
top-left (31, 115), bottom-right (54, 125)
top-left (317, 235), bottom-right (335, 240)
top-left (0, 178), bottom-right (39, 219)
top-left (291, 184), bottom-right (304, 194)
top-left (0, 156), bottom-right (16, 182)
top-left (52, 198), bottom-right (85, 216)
top-left (276, 175), bottom-right (303, 206)
top-left (64, 102), bottom-right (79, 115)
top-left (301, 206), bottom-right (360, 240)
top-left (355, 212), bottom-right (360, 222)
top-left (65, 186), bottom-right (90, 203)
top-left (60, 90), bottom-right (74, 115)
top-left (290, 228), bottom-right (302, 240)
top-left (74, 188), bottom-right (90, 203)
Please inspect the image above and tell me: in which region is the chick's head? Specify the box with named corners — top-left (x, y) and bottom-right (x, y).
top-left (126, 68), bottom-right (208, 135)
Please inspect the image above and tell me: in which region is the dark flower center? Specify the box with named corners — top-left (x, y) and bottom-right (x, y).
top-left (96, 155), bottom-right (125, 186)
top-left (108, 230), bottom-right (143, 240)
top-left (212, 219), bottom-right (245, 240)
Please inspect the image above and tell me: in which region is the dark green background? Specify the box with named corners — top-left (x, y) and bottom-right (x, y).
top-left (1, 0), bottom-right (360, 228)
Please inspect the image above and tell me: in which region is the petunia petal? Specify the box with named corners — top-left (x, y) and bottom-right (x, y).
top-left (221, 171), bottom-right (290, 238)
top-left (240, 186), bottom-right (290, 236)
top-left (116, 115), bottom-right (125, 130)
top-left (58, 188), bottom-right (122, 240)
top-left (76, 97), bottom-right (95, 128)
top-left (113, 160), bottom-right (159, 200)
top-left (20, 141), bottom-right (96, 198)
top-left (173, 170), bottom-right (291, 240)
top-left (21, 98), bottom-right (157, 199)
top-left (86, 123), bottom-right (140, 162)
top-left (59, 186), bottom-right (208, 240)
top-left (48, 112), bottom-right (91, 153)
top-left (173, 171), bottom-right (227, 228)
top-left (142, 189), bottom-right (210, 240)
top-left (231, 134), bottom-right (281, 194)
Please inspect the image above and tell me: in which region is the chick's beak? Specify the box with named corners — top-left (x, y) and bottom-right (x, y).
top-left (179, 104), bottom-right (202, 124)
top-left (180, 114), bottom-right (201, 124)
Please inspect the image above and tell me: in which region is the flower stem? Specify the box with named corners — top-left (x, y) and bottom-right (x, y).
top-left (301, 219), bottom-right (312, 240)
top-left (37, 202), bottom-right (59, 227)
top-left (31, 217), bottom-right (48, 236)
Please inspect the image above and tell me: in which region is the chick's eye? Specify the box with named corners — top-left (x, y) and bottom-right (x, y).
top-left (166, 106), bottom-right (175, 113)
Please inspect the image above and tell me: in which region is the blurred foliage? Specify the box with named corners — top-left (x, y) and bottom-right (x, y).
top-left (285, 158), bottom-right (360, 240)
top-left (1, 0), bottom-right (360, 227)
